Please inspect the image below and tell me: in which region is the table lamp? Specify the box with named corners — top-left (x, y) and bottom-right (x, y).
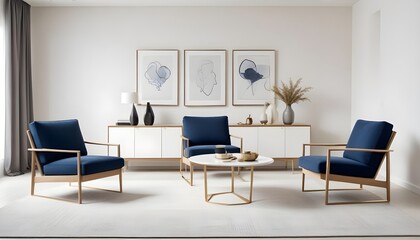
top-left (121, 92), bottom-right (138, 125)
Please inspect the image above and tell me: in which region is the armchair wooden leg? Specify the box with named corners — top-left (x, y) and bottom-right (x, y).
top-left (180, 158), bottom-right (194, 186)
top-left (31, 171), bottom-right (35, 196)
top-left (78, 180), bottom-right (82, 204)
top-left (30, 155), bottom-right (36, 196)
top-left (325, 178), bottom-right (330, 205)
top-left (119, 169), bottom-right (123, 193)
top-left (301, 173), bottom-right (305, 192)
top-left (190, 164), bottom-right (194, 186)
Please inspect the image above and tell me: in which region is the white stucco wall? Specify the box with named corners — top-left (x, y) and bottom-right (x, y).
top-left (31, 6), bottom-right (352, 162)
top-left (352, 0), bottom-right (420, 192)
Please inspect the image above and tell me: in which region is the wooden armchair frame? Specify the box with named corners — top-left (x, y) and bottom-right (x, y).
top-left (180, 134), bottom-right (243, 186)
top-left (301, 131), bottom-right (396, 205)
top-left (27, 130), bottom-right (123, 204)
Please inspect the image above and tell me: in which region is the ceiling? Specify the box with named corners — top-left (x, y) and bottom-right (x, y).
top-left (24, 0), bottom-right (359, 7)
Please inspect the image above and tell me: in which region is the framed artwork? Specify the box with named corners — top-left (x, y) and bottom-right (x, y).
top-left (136, 49), bottom-right (178, 105)
top-left (232, 50), bottom-right (276, 106)
top-left (184, 50), bottom-right (226, 106)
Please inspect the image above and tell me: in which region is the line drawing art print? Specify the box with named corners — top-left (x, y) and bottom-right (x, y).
top-left (196, 60), bottom-right (216, 96)
top-left (239, 59), bottom-right (271, 96)
top-left (145, 61), bottom-right (171, 91)
top-left (233, 50), bottom-right (275, 106)
top-left (184, 50), bottom-right (226, 106)
top-left (137, 50), bottom-right (178, 106)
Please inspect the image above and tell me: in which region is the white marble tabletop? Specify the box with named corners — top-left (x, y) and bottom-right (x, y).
top-left (189, 153), bottom-right (274, 168)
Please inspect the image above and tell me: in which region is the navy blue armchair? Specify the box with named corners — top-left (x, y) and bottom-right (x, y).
top-left (299, 119), bottom-right (396, 205)
top-left (27, 119), bottom-right (124, 204)
top-left (180, 116), bottom-right (242, 185)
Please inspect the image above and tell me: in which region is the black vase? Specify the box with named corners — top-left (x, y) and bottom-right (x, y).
top-left (144, 102), bottom-right (155, 125)
top-left (130, 104), bottom-right (139, 125)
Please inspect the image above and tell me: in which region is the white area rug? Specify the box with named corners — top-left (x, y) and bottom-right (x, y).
top-left (1, 170), bottom-right (420, 238)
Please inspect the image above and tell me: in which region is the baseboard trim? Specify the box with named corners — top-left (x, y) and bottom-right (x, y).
top-left (392, 177), bottom-right (420, 195)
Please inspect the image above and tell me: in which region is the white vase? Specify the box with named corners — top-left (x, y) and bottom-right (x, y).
top-left (265, 101), bottom-right (279, 124)
top-left (271, 101), bottom-right (279, 124)
top-left (265, 103), bottom-right (273, 124)
top-left (260, 113), bottom-right (268, 124)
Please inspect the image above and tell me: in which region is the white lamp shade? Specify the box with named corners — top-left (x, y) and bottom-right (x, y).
top-left (121, 92), bottom-right (138, 104)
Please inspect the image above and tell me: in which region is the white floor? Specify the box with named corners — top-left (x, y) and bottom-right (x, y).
top-left (1, 169), bottom-right (420, 240)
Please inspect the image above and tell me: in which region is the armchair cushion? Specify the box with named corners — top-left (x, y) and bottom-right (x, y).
top-left (183, 116), bottom-right (231, 147)
top-left (43, 155), bottom-right (124, 176)
top-left (29, 119), bottom-right (88, 166)
top-left (299, 155), bottom-right (374, 178)
top-left (184, 145), bottom-right (241, 158)
top-left (343, 120), bottom-right (393, 169)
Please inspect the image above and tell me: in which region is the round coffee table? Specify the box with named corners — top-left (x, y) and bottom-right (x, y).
top-left (189, 153), bottom-right (274, 205)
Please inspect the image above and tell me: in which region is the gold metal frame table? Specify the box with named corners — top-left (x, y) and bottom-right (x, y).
top-left (189, 154), bottom-right (274, 205)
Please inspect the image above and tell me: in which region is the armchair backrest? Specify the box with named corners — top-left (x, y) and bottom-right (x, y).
top-left (343, 120), bottom-right (394, 170)
top-left (182, 116), bottom-right (231, 147)
top-left (28, 119), bottom-right (88, 166)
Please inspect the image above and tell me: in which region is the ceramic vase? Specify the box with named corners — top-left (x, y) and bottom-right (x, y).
top-left (130, 104), bottom-right (139, 126)
top-left (260, 112), bottom-right (268, 124)
top-left (282, 104), bottom-right (294, 125)
top-left (144, 102), bottom-right (155, 125)
top-left (265, 102), bottom-right (272, 124)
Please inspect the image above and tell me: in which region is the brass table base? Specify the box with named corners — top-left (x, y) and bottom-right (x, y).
top-left (204, 165), bottom-right (254, 205)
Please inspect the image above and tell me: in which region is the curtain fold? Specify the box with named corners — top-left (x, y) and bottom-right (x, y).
top-left (4, 0), bottom-right (33, 176)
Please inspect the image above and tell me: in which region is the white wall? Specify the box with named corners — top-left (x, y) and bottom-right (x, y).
top-left (352, 0), bottom-right (420, 192)
top-left (31, 6), bottom-right (352, 157)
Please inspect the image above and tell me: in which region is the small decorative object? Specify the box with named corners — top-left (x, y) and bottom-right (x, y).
top-left (260, 104), bottom-right (268, 124)
top-left (246, 114), bottom-right (253, 125)
top-left (264, 102), bottom-right (272, 124)
top-left (272, 78), bottom-right (312, 125)
top-left (121, 92), bottom-right (138, 126)
top-left (116, 120), bottom-right (131, 126)
top-left (239, 151), bottom-right (259, 161)
top-left (260, 114), bottom-right (268, 125)
top-left (283, 105), bottom-right (294, 125)
top-left (215, 145), bottom-right (233, 160)
top-left (144, 102), bottom-right (155, 125)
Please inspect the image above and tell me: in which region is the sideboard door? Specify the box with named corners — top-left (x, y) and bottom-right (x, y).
top-left (285, 126), bottom-right (311, 158)
top-left (161, 127), bottom-right (182, 158)
top-left (108, 127), bottom-right (135, 158)
top-left (229, 126), bottom-right (258, 153)
top-left (134, 128), bottom-right (162, 158)
top-left (258, 127), bottom-right (285, 158)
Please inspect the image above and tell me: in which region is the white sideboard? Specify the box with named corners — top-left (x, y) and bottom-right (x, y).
top-left (108, 125), bottom-right (182, 161)
top-left (230, 124), bottom-right (310, 172)
top-left (108, 124), bottom-right (310, 168)
top-left (229, 125), bottom-right (310, 159)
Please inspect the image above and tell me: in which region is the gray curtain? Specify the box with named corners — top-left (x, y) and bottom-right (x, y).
top-left (4, 0), bottom-right (33, 176)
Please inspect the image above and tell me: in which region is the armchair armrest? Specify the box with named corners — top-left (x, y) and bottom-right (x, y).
top-left (304, 143), bottom-right (347, 147)
top-left (181, 136), bottom-right (190, 157)
top-left (85, 141), bottom-right (121, 157)
top-left (28, 148), bottom-right (80, 154)
top-left (230, 134), bottom-right (243, 153)
top-left (181, 136), bottom-right (190, 146)
top-left (302, 143), bottom-right (347, 156)
top-left (28, 148), bottom-right (82, 176)
top-left (85, 141), bottom-right (120, 147)
top-left (328, 148), bottom-right (393, 153)
top-left (325, 147), bottom-right (393, 176)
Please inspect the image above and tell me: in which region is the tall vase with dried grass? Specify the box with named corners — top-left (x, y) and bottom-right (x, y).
top-left (272, 78), bottom-right (312, 125)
